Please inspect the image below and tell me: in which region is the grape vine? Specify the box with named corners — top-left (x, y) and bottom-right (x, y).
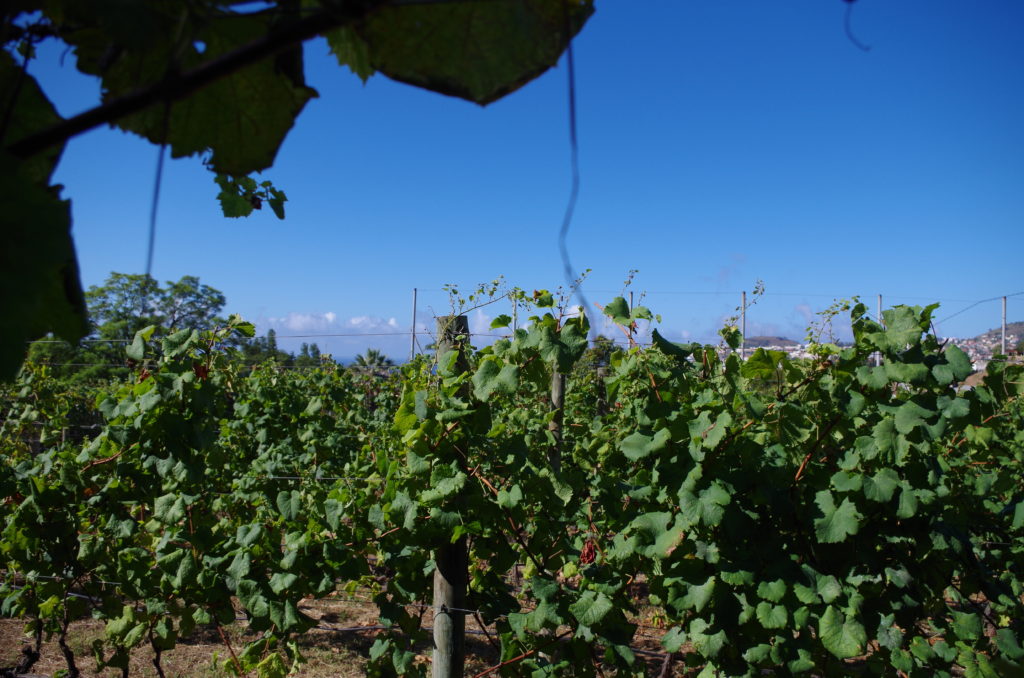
top-left (2, 298), bottom-right (1022, 677)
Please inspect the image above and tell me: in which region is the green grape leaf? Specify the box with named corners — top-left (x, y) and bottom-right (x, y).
top-left (569, 590), bottom-right (613, 627)
top-left (814, 491), bottom-right (862, 543)
top-left (126, 325), bottom-right (156, 361)
top-left (679, 481), bottom-right (731, 528)
top-left (856, 365), bottom-right (890, 389)
top-left (69, 11), bottom-right (315, 176)
top-left (885, 361), bottom-right (930, 385)
top-left (276, 490), bottom-right (301, 521)
top-left (935, 344), bottom-right (972, 383)
top-left (819, 605), bottom-right (866, 659)
top-left (755, 601), bottom-right (788, 629)
top-left (651, 328), bottom-right (694, 363)
top-left (603, 297), bottom-right (632, 326)
top-left (325, 26), bottom-right (375, 81)
top-left (497, 484), bottom-right (523, 509)
top-left (995, 629), bottom-right (1024, 660)
top-left (620, 428), bottom-right (669, 461)
top-left (756, 579), bottom-right (786, 603)
top-left (0, 152), bottom-right (89, 379)
top-left (472, 358), bottom-right (519, 401)
top-left (951, 611), bottom-right (982, 640)
top-left (324, 500), bottom-right (342, 531)
top-left (348, 0), bottom-right (593, 105)
top-left (740, 348), bottom-right (788, 381)
top-left (688, 618), bottom-right (727, 658)
top-left (894, 400), bottom-right (934, 434)
top-left (269, 572), bottom-right (298, 595)
top-left (227, 551), bottom-right (251, 582)
top-left (662, 626), bottom-right (687, 653)
top-left (863, 468), bottom-right (900, 503)
top-left (154, 493), bottom-right (186, 524)
top-left (876, 614), bottom-right (904, 651)
top-left (676, 576), bottom-right (715, 613)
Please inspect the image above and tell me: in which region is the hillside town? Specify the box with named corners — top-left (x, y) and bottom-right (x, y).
top-left (739, 322), bottom-right (1022, 371)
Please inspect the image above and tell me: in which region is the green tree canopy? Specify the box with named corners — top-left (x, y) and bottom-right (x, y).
top-left (27, 272), bottom-right (228, 382)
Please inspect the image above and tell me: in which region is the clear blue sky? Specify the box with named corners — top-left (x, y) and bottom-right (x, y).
top-left (28, 1), bottom-right (1024, 359)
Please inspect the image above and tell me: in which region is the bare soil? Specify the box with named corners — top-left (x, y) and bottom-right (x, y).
top-left (0, 596), bottom-right (679, 677)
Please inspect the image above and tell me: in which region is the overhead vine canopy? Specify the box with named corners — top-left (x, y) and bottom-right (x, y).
top-left (0, 0), bottom-right (594, 378)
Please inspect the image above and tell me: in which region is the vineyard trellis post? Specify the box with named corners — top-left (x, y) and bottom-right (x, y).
top-left (432, 315), bottom-right (470, 678)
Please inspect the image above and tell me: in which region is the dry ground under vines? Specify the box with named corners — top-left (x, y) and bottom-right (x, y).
top-left (0, 595), bottom-right (678, 677)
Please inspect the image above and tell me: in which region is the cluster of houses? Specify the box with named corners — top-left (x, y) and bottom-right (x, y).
top-left (735, 328), bottom-right (1022, 373)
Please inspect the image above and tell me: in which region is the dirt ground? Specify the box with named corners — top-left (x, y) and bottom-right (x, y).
top-left (0, 596), bottom-right (676, 677)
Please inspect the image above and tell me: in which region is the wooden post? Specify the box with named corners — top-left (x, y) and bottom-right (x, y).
top-left (433, 315), bottom-right (469, 678)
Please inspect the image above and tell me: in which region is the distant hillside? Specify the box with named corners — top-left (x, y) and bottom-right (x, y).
top-left (975, 320), bottom-right (1024, 343)
top-left (746, 335), bottom-right (798, 348)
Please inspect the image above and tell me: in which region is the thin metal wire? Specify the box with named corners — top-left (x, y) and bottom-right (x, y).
top-left (936, 291), bottom-right (1024, 325)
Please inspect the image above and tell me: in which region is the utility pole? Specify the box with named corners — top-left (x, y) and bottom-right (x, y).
top-left (740, 290), bottom-right (746, 359)
top-left (1002, 295), bottom-right (1007, 356)
top-left (432, 316), bottom-right (469, 678)
top-left (410, 288), bottom-right (418, 362)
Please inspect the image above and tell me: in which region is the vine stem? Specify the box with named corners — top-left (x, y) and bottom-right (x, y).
top-left (150, 626), bottom-right (166, 678)
top-left (465, 464), bottom-right (547, 576)
top-left (793, 413), bottom-right (843, 483)
top-left (656, 652), bottom-right (676, 678)
top-left (81, 442), bottom-right (137, 471)
top-left (468, 630), bottom-right (571, 678)
top-left (7, 4), bottom-right (379, 160)
top-left (215, 619), bottom-right (245, 677)
top-left (593, 302), bottom-right (638, 349)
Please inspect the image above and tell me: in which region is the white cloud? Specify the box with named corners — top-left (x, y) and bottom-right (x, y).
top-left (469, 309), bottom-right (493, 335)
top-left (266, 311), bottom-right (337, 333)
top-left (794, 304), bottom-right (814, 324)
top-left (344, 315), bottom-right (401, 332)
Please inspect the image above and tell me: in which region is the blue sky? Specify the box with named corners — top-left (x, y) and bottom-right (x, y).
top-left (28, 0), bottom-right (1024, 360)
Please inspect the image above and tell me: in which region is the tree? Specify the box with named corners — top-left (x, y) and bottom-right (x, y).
top-left (237, 329), bottom-right (293, 366)
top-left (26, 272), bottom-right (228, 381)
top-left (352, 348), bottom-right (394, 371)
top-left (1, 1), bottom-right (594, 378)
top-left (294, 342), bottom-right (325, 368)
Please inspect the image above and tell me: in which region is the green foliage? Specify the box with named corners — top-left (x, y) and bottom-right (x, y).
top-left (2, 299), bottom-right (1023, 677)
top-left (327, 0), bottom-right (593, 105)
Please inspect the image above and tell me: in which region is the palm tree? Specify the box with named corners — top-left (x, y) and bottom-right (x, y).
top-left (351, 348), bottom-right (394, 371)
